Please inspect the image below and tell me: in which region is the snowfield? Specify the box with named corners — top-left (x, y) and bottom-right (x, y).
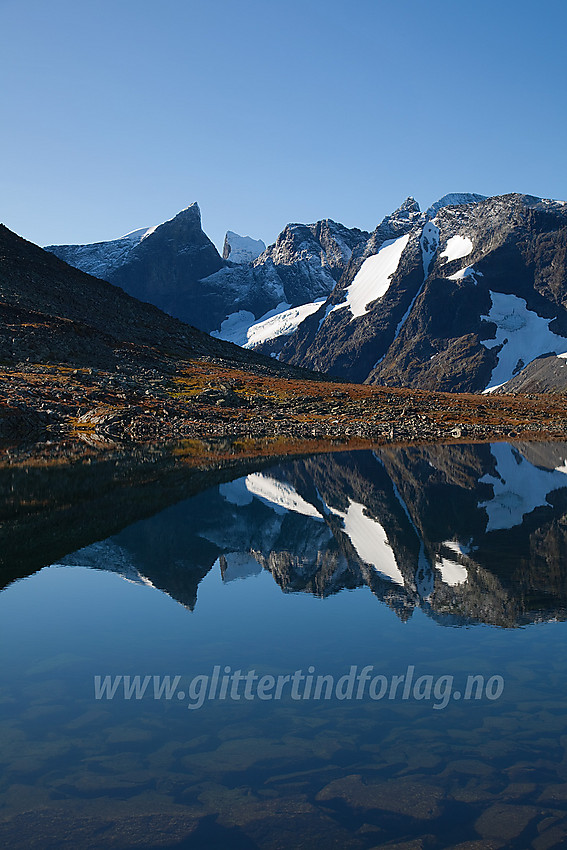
top-left (440, 235), bottom-right (473, 263)
top-left (210, 309), bottom-right (259, 347)
top-left (246, 301), bottom-right (325, 347)
top-left (212, 300), bottom-right (325, 348)
top-left (44, 226), bottom-right (155, 280)
top-left (339, 233), bottom-right (410, 320)
top-left (481, 292), bottom-right (567, 391)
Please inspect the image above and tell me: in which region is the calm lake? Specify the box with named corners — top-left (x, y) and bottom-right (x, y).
top-left (2, 442), bottom-right (567, 848)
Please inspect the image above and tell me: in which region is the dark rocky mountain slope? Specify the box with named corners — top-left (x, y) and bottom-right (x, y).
top-left (45, 203), bottom-right (224, 328)
top-left (45, 192), bottom-right (567, 393)
top-left (46, 206), bottom-right (368, 338)
top-left (0, 223), bottom-right (311, 377)
top-left (279, 193), bottom-right (567, 392)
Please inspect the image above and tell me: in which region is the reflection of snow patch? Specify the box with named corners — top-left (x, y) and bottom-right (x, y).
top-left (481, 292), bottom-right (567, 391)
top-left (440, 235), bottom-right (473, 263)
top-left (374, 456), bottom-right (434, 599)
top-left (219, 478), bottom-right (253, 506)
top-left (443, 540), bottom-right (473, 556)
top-left (330, 500), bottom-right (405, 586)
top-left (480, 443), bottom-right (567, 531)
top-left (245, 474), bottom-right (323, 519)
top-left (436, 556), bottom-right (468, 586)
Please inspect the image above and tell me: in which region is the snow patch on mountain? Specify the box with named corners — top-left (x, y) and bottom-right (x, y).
top-left (246, 300), bottom-right (326, 347)
top-left (440, 235), bottom-right (473, 263)
top-left (540, 197), bottom-right (567, 209)
top-left (383, 223), bottom-right (439, 358)
top-left (45, 202), bottom-right (208, 284)
top-left (223, 231), bottom-right (266, 264)
top-left (340, 233), bottom-right (410, 320)
top-left (45, 227), bottom-right (153, 279)
top-left (330, 500), bottom-right (405, 585)
top-left (211, 310), bottom-right (258, 346)
top-left (245, 474), bottom-right (324, 519)
top-left (481, 292), bottom-right (567, 391)
top-left (122, 224), bottom-right (158, 242)
top-left (420, 221), bottom-right (440, 276)
top-left (479, 443), bottom-right (567, 531)
top-left (328, 231), bottom-right (354, 265)
top-left (263, 220), bottom-right (365, 276)
top-left (447, 266), bottom-right (483, 282)
top-left (317, 302), bottom-right (338, 331)
top-left (212, 300), bottom-right (325, 348)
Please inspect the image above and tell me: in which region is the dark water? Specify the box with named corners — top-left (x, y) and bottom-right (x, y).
top-left (2, 442), bottom-right (567, 848)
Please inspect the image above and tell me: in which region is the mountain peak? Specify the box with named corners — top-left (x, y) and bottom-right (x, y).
top-left (179, 201), bottom-right (200, 215)
top-left (397, 196), bottom-right (421, 214)
top-left (222, 231), bottom-right (266, 264)
top-left (425, 193), bottom-right (487, 219)
top-left (172, 202), bottom-right (201, 224)
top-left (366, 197), bottom-right (422, 249)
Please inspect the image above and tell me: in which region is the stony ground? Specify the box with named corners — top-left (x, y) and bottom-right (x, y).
top-left (1, 358), bottom-right (567, 460)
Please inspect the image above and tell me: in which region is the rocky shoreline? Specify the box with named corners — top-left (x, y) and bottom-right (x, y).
top-left (1, 358), bottom-right (567, 460)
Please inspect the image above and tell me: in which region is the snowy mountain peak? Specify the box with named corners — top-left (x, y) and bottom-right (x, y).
top-left (396, 196), bottom-right (421, 216)
top-left (222, 231), bottom-right (266, 264)
top-left (376, 197), bottom-right (422, 234)
top-left (118, 203), bottom-right (201, 244)
top-left (425, 193), bottom-right (487, 219)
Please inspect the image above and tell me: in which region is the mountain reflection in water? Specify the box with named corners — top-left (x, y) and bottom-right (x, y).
top-left (2, 442), bottom-right (567, 849)
top-left (53, 442), bottom-right (567, 626)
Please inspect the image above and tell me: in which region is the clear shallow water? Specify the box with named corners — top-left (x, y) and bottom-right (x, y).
top-left (2, 443), bottom-right (567, 848)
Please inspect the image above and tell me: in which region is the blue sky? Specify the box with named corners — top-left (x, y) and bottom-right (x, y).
top-left (1, 0), bottom-right (566, 252)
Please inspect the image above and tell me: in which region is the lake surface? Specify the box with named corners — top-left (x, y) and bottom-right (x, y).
top-left (2, 442), bottom-right (567, 848)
